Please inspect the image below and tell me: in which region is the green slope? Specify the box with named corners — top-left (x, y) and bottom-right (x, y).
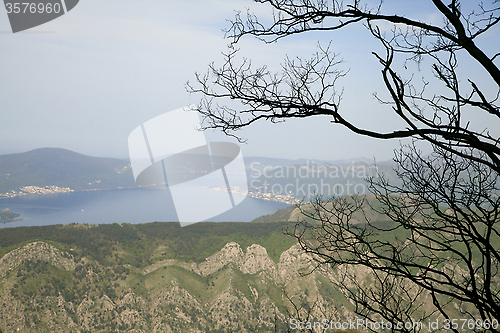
top-left (0, 148), bottom-right (135, 193)
top-left (0, 221), bottom-right (350, 333)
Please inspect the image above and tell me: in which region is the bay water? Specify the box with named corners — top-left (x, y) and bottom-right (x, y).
top-left (0, 188), bottom-right (289, 229)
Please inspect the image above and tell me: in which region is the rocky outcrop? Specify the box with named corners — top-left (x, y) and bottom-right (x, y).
top-left (194, 242), bottom-right (278, 279)
top-left (0, 241), bottom-right (76, 278)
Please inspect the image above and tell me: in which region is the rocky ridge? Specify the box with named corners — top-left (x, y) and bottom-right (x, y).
top-left (0, 240), bottom-right (353, 333)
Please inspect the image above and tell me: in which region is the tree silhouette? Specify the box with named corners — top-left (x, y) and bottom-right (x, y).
top-left (291, 143), bottom-right (499, 332)
top-left (189, 1), bottom-right (500, 331)
top-left (189, 0), bottom-right (499, 173)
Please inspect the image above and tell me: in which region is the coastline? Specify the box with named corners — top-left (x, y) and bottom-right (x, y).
top-left (0, 184), bottom-right (298, 206)
top-left (0, 185), bottom-right (139, 199)
top-left (0, 218), bottom-right (24, 223)
top-left (0, 209), bottom-right (22, 223)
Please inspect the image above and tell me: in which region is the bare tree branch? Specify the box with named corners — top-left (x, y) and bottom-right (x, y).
top-left (188, 1), bottom-right (500, 326)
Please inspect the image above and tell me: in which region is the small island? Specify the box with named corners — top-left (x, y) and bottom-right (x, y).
top-left (0, 209), bottom-right (21, 222)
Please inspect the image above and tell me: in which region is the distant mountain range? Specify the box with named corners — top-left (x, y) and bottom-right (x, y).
top-left (245, 157), bottom-right (399, 202)
top-left (0, 148), bottom-right (397, 200)
top-left (0, 148), bottom-right (136, 194)
top-left (244, 156), bottom-right (374, 167)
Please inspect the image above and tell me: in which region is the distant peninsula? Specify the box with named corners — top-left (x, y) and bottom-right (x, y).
top-left (0, 209), bottom-right (20, 222)
top-left (0, 148), bottom-right (136, 198)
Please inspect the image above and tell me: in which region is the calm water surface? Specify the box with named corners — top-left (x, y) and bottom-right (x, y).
top-left (0, 188), bottom-right (289, 229)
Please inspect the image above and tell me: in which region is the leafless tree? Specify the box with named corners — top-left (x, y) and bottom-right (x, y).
top-left (274, 290), bottom-right (339, 333)
top-left (188, 0), bottom-right (500, 331)
top-left (292, 143), bottom-right (500, 332)
top-left (188, 0), bottom-right (500, 173)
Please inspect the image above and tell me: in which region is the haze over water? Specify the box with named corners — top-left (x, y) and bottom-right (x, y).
top-left (0, 188), bottom-right (289, 229)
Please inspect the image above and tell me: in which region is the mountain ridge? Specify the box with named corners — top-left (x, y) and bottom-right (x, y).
top-left (0, 222), bottom-right (353, 332)
top-left (0, 148), bottom-right (136, 194)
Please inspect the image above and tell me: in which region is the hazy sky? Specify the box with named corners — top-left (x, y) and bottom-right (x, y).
top-left (1, 1), bottom-right (498, 161)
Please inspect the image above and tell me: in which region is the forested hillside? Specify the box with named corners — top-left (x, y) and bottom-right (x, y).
top-left (0, 221), bottom-right (355, 332)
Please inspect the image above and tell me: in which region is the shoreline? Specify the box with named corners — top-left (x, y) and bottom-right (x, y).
top-left (0, 185), bottom-right (138, 199)
top-left (0, 185), bottom-right (297, 205)
top-left (0, 218), bottom-right (24, 223)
